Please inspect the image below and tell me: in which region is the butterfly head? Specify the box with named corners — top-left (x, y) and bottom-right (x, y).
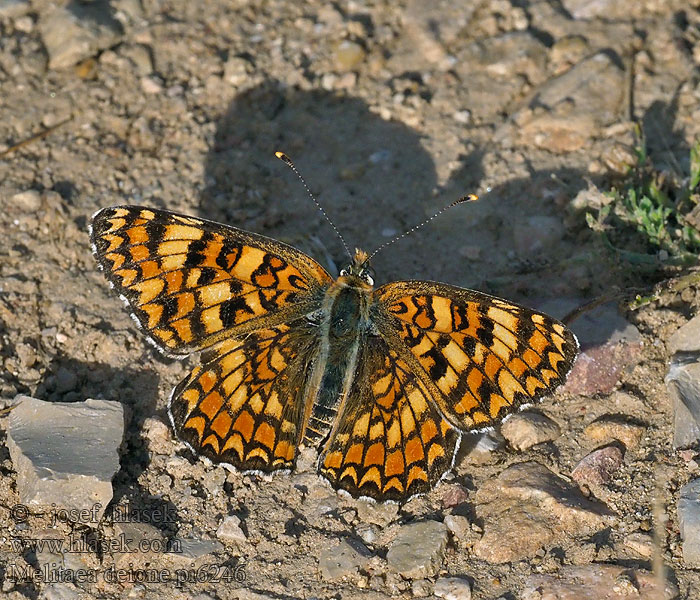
top-left (338, 248), bottom-right (375, 288)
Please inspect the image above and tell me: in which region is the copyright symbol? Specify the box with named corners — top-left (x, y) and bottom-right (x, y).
top-left (10, 504), bottom-right (28, 523)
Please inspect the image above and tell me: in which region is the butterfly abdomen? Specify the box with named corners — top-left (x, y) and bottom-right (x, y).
top-left (300, 279), bottom-right (372, 446)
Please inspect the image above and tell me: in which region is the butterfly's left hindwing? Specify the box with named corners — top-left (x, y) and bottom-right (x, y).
top-left (168, 319), bottom-right (320, 472)
top-left (90, 205), bottom-right (332, 355)
top-left (373, 280), bottom-right (578, 431)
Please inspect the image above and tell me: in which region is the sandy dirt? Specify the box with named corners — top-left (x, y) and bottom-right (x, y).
top-left (2, 0), bottom-right (700, 598)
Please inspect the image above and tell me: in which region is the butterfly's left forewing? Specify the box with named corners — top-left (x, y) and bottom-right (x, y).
top-left (90, 205), bottom-right (332, 355)
top-left (373, 280), bottom-right (578, 431)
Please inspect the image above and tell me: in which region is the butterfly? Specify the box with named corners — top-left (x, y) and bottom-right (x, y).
top-left (90, 197), bottom-right (578, 503)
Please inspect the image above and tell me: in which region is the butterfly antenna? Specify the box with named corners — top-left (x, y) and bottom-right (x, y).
top-left (366, 194), bottom-right (478, 262)
top-left (275, 151), bottom-right (352, 260)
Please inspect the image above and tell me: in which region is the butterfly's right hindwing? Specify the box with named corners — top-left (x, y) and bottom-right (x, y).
top-left (319, 335), bottom-right (459, 502)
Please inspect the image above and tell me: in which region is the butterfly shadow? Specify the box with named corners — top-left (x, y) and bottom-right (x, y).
top-left (196, 80), bottom-right (690, 296)
top-left (190, 80), bottom-right (692, 499)
top-left (198, 79), bottom-right (602, 306)
top-left (199, 79), bottom-right (470, 282)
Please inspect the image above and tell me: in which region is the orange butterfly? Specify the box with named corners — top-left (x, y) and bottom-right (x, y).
top-left (91, 193), bottom-right (577, 502)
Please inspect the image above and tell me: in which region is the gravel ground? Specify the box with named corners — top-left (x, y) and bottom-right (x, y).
top-left (2, 0), bottom-right (700, 598)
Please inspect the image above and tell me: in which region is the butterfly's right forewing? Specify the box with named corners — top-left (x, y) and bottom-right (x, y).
top-left (374, 280), bottom-right (579, 432)
top-left (319, 335), bottom-right (459, 502)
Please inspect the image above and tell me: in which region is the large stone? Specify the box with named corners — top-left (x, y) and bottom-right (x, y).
top-left (7, 396), bottom-right (124, 522)
top-left (666, 361), bottom-right (700, 449)
top-left (386, 520), bottom-right (448, 578)
top-left (678, 478), bottom-right (700, 568)
top-left (39, 0), bottom-right (123, 70)
top-left (559, 302), bottom-right (643, 396)
top-left (318, 539), bottom-right (370, 580)
top-left (668, 314), bottom-right (700, 355)
top-left (473, 462), bottom-right (614, 563)
top-left (522, 564), bottom-right (678, 599)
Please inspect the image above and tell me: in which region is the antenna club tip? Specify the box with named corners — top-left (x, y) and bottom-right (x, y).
top-left (275, 151), bottom-right (292, 164)
top-left (451, 193), bottom-right (478, 206)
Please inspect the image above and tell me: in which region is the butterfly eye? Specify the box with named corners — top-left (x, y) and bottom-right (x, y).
top-left (362, 265), bottom-right (376, 286)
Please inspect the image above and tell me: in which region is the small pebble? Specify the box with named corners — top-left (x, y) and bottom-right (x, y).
top-left (441, 483), bottom-right (470, 508)
top-left (223, 56), bottom-right (250, 86)
top-left (444, 514), bottom-right (471, 542)
top-left (623, 532), bottom-right (654, 559)
top-left (433, 576), bottom-right (472, 600)
top-left (12, 189), bottom-right (42, 211)
top-left (571, 445), bottom-right (624, 487)
top-left (355, 523), bottom-right (379, 546)
top-left (583, 415), bottom-right (646, 449)
top-left (216, 515), bottom-right (248, 544)
top-left (140, 75), bottom-right (164, 94)
top-left (411, 579), bottom-right (432, 597)
top-left (458, 245), bottom-right (481, 260)
top-left (13, 14), bottom-right (32, 32)
top-left (333, 40), bottom-right (366, 71)
top-left (167, 538), bottom-right (224, 562)
top-left (75, 57), bottom-right (98, 79)
top-left (0, 0), bottom-right (30, 19)
top-left (453, 110), bottom-right (471, 124)
top-left (143, 417), bottom-right (171, 454)
top-left (501, 411), bottom-right (561, 450)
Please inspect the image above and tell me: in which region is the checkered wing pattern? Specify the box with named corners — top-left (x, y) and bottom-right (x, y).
top-left (90, 206), bottom-right (332, 355)
top-left (320, 336), bottom-right (459, 502)
top-left (168, 320), bottom-right (319, 471)
top-left (374, 281), bottom-right (579, 431)
top-left (91, 204), bottom-right (579, 503)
